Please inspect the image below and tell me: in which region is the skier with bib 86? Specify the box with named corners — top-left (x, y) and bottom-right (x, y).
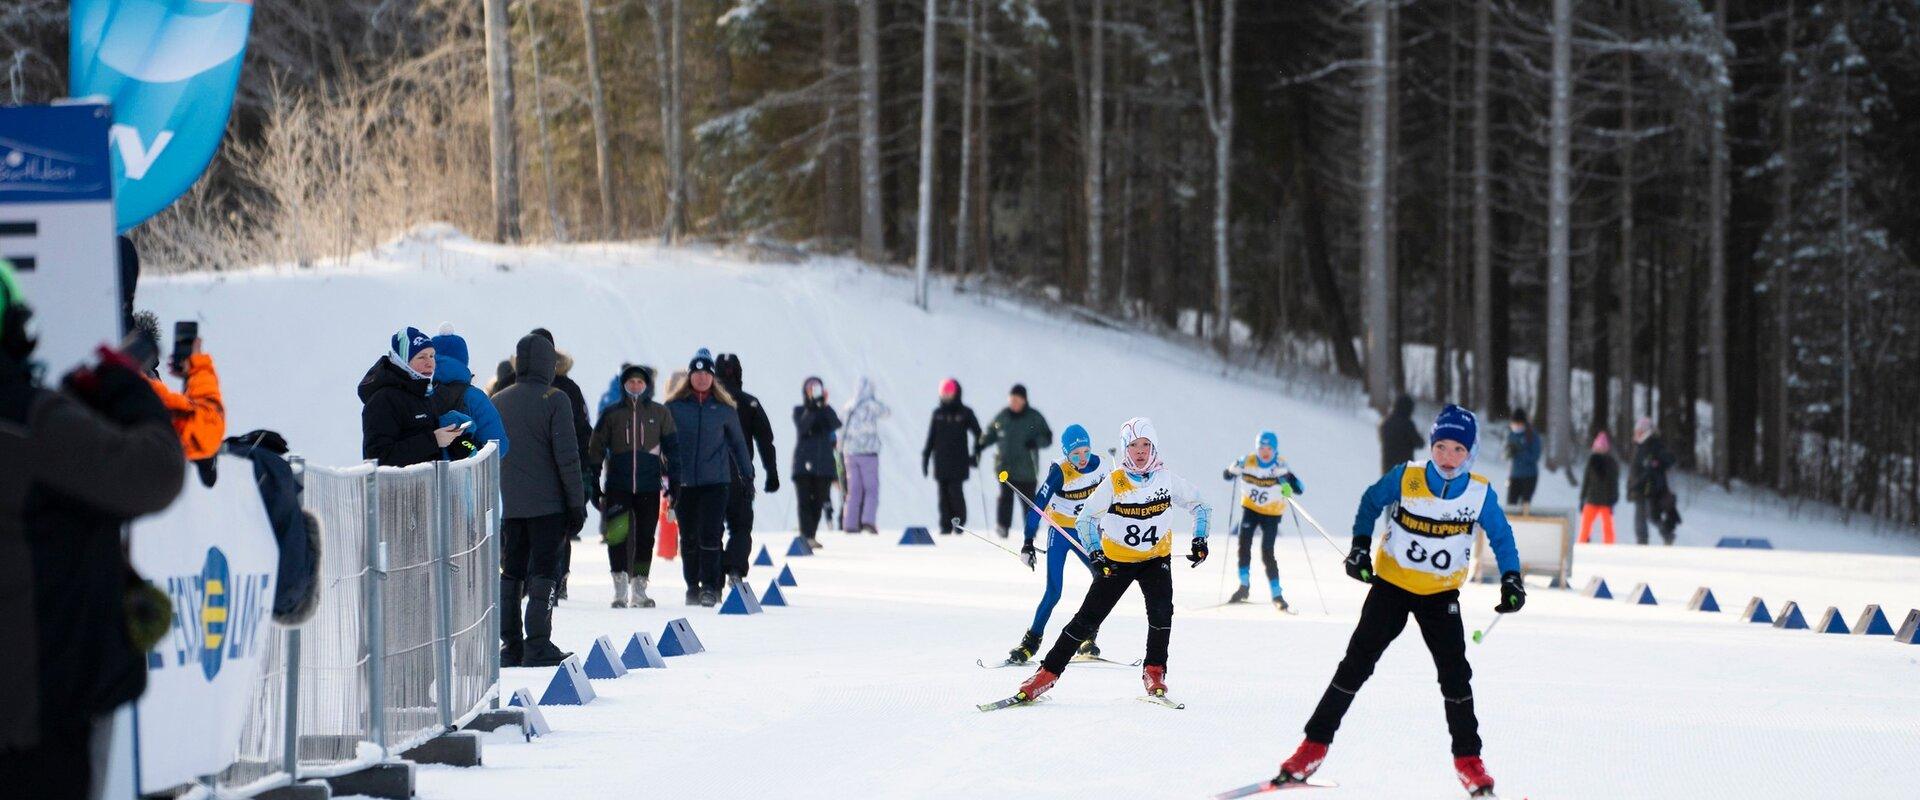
top-left (1001, 423), bottom-right (1106, 665)
top-left (1222, 430), bottom-right (1305, 611)
top-left (1271, 404), bottom-right (1522, 797)
top-left (1007, 417), bottom-right (1211, 705)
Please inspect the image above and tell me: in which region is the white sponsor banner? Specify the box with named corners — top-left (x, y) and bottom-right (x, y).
top-left (128, 453), bottom-right (280, 792)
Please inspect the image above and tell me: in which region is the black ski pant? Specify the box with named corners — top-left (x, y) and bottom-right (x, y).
top-left (1041, 556), bottom-right (1174, 674)
top-left (676, 484), bottom-right (731, 594)
top-left (725, 478), bottom-right (756, 578)
top-left (603, 489), bottom-right (660, 577)
top-left (503, 513), bottom-right (567, 582)
top-left (997, 477), bottom-right (1037, 531)
top-left (936, 478), bottom-right (967, 533)
top-left (1506, 475), bottom-right (1538, 508)
top-left (1237, 510), bottom-right (1280, 582)
top-left (1304, 580), bottom-right (1482, 756)
top-left (795, 475), bottom-right (833, 539)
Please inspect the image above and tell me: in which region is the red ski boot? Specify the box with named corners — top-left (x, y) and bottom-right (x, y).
top-left (1275, 739), bottom-right (1329, 784)
top-left (1453, 755), bottom-right (1496, 797)
top-left (1141, 665), bottom-right (1168, 696)
top-left (1016, 668), bottom-right (1058, 702)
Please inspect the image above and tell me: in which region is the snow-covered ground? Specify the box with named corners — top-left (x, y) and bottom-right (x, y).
top-left (141, 231), bottom-right (1920, 799)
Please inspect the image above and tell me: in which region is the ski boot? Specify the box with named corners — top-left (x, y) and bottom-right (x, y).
top-left (1275, 739), bottom-right (1329, 785)
top-left (1076, 637), bottom-right (1101, 660)
top-left (1008, 630), bottom-right (1042, 664)
top-left (1228, 584), bottom-right (1251, 604)
top-left (1454, 756), bottom-right (1496, 797)
top-left (1273, 593), bottom-right (1291, 612)
top-left (631, 576), bottom-right (657, 608)
top-left (611, 572), bottom-right (630, 608)
top-left (1141, 665), bottom-right (1168, 696)
top-left (1015, 668), bottom-right (1058, 703)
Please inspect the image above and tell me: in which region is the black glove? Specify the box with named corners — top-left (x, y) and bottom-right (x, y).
top-left (1222, 468), bottom-right (1236, 482)
top-left (66, 347), bottom-right (169, 426)
top-left (565, 505), bottom-right (587, 535)
top-left (1020, 540), bottom-right (1038, 570)
top-left (586, 482), bottom-right (604, 511)
top-left (922, 459), bottom-right (930, 478)
top-left (1344, 537), bottom-right (1375, 584)
top-left (969, 453), bottom-right (979, 469)
top-left (1089, 549), bottom-right (1115, 579)
top-left (765, 472), bottom-right (780, 494)
top-left (1495, 571), bottom-right (1527, 613)
top-left (1187, 536), bottom-right (1210, 568)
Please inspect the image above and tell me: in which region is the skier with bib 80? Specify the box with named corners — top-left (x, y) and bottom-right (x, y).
top-left (1008, 417), bottom-right (1211, 705)
top-left (1222, 430), bottom-right (1305, 610)
top-left (1271, 404), bottom-right (1523, 798)
top-left (1000, 423), bottom-right (1105, 665)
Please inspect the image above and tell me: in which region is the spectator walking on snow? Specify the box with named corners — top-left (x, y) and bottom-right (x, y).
top-left (493, 334), bottom-right (585, 667)
top-left (923, 378), bottom-right (982, 535)
top-left (1578, 431), bottom-right (1620, 544)
top-left (1504, 408), bottom-right (1541, 512)
top-left (1628, 418), bottom-right (1679, 545)
top-left (587, 365), bottom-right (676, 608)
top-left (976, 384), bottom-right (1052, 537)
top-left (716, 353), bottom-right (779, 579)
top-left (792, 377), bottom-right (841, 550)
top-left (1378, 393), bottom-right (1425, 474)
top-left (360, 328), bottom-right (471, 467)
top-left (430, 324), bottom-right (508, 459)
top-left (840, 376), bottom-right (889, 534)
top-left (665, 349), bottom-right (754, 606)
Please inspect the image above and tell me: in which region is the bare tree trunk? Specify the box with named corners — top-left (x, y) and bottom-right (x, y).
top-left (821, 1), bottom-right (845, 240)
top-left (1545, 0), bottom-right (1573, 469)
top-left (646, 0), bottom-right (685, 244)
top-left (1614, 0), bottom-right (1636, 454)
top-left (1363, 0), bottom-right (1393, 412)
top-left (579, 0), bottom-right (615, 237)
top-left (1706, 0), bottom-right (1731, 483)
top-left (1085, 0), bottom-right (1106, 304)
top-left (955, 0), bottom-right (976, 274)
top-left (526, 0), bottom-right (566, 241)
top-left (1471, 0), bottom-right (1493, 417)
top-left (858, 0), bottom-right (885, 261)
top-left (1192, 0), bottom-right (1236, 348)
top-left (483, 0), bottom-right (522, 243)
top-left (668, 0), bottom-right (686, 242)
top-left (1440, 0), bottom-right (1460, 401)
top-left (913, 0), bottom-right (938, 309)
top-left (977, 15), bottom-right (994, 275)
top-left (1772, 0), bottom-right (1794, 491)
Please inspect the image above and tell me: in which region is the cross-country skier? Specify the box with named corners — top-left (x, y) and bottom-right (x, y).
top-left (1008, 417), bottom-right (1211, 704)
top-left (1272, 404), bottom-right (1523, 798)
top-left (1001, 423), bottom-right (1105, 665)
top-left (1222, 431), bottom-right (1306, 611)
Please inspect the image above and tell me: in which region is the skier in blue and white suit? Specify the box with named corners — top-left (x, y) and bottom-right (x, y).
top-left (1002, 423), bottom-right (1105, 664)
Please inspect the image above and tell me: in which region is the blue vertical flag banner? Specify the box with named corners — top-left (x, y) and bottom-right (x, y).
top-left (69, 0), bottom-right (254, 233)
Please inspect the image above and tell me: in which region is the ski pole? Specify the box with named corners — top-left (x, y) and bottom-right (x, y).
top-left (1471, 613), bottom-right (1502, 644)
top-left (954, 520), bottom-right (1036, 569)
top-left (1286, 496), bottom-right (1348, 556)
top-left (1291, 506), bottom-right (1330, 615)
top-left (998, 471), bottom-right (1093, 559)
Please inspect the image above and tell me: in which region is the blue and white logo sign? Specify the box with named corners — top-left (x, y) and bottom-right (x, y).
top-left (69, 0), bottom-right (254, 232)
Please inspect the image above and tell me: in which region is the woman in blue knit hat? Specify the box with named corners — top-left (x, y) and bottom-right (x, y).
top-left (359, 327), bottom-right (469, 467)
top-left (1268, 404), bottom-right (1524, 798)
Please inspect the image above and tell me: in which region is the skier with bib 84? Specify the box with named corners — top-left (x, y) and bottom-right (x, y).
top-left (1270, 404), bottom-right (1522, 798)
top-left (1222, 430), bottom-right (1305, 610)
top-left (1007, 417), bottom-right (1211, 705)
top-left (1000, 424), bottom-right (1105, 665)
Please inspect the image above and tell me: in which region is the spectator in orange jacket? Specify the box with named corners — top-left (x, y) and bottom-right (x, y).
top-left (146, 336), bottom-right (225, 484)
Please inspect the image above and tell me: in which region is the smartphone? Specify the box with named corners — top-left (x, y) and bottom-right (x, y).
top-left (170, 320), bottom-right (198, 371)
top-left (456, 421), bottom-right (474, 432)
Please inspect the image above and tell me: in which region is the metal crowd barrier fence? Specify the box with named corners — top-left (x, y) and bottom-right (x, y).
top-left (205, 445), bottom-right (502, 796)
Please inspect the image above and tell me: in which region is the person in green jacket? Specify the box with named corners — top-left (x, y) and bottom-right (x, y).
top-left (975, 384), bottom-right (1052, 536)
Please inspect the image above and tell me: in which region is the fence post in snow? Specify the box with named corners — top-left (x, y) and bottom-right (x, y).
top-left (284, 455), bottom-right (304, 780)
top-left (364, 467), bottom-right (388, 755)
top-left (433, 460), bottom-right (457, 732)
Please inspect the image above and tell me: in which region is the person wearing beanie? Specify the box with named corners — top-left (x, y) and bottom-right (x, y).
top-left (976, 382), bottom-right (1053, 536)
top-left (587, 364), bottom-right (677, 608)
top-left (1578, 430), bottom-right (1620, 544)
top-left (923, 378), bottom-right (982, 535)
top-left (1627, 417), bottom-right (1679, 545)
top-left (791, 376), bottom-right (841, 549)
top-left (1005, 417), bottom-right (1212, 707)
top-left (1222, 430), bottom-right (1307, 610)
top-left (714, 353), bottom-right (780, 580)
top-left (1270, 403), bottom-right (1522, 798)
top-left (359, 327), bottom-right (467, 467)
top-left (664, 348), bottom-right (754, 606)
top-left (995, 423), bottom-right (1105, 666)
top-left (839, 376), bottom-right (889, 533)
top-left (144, 324), bottom-right (227, 483)
top-left (1378, 393), bottom-right (1425, 473)
top-left (1502, 407), bottom-right (1542, 513)
top-left (430, 323), bottom-right (509, 459)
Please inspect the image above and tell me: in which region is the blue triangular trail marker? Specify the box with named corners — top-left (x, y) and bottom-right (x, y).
top-left (1852, 605), bottom-right (1895, 637)
top-left (506, 688), bottom-right (552, 737)
top-left (1773, 601), bottom-right (1809, 630)
top-left (1815, 607), bottom-right (1850, 634)
top-left (1898, 610), bottom-right (1920, 644)
top-left (777, 564), bottom-right (797, 587)
top-left (899, 526), bottom-right (935, 545)
top-left (537, 656), bottom-right (598, 705)
top-left (658, 618), bottom-right (706, 656)
top-left (754, 545), bottom-right (774, 567)
top-left (762, 580), bottom-right (787, 607)
top-left (1688, 587), bottom-right (1720, 612)
top-left (1743, 597), bottom-right (1772, 624)
top-left (1628, 583), bottom-right (1657, 606)
top-left (1584, 577), bottom-right (1612, 600)
top-left (583, 635), bottom-right (629, 679)
top-left (719, 581), bottom-right (765, 615)
top-left (787, 536), bottom-right (814, 557)
top-left (621, 632), bottom-right (667, 669)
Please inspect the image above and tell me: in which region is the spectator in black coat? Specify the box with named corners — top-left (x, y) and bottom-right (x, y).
top-left (359, 328), bottom-right (467, 467)
top-left (1628, 417), bottom-right (1679, 545)
top-left (492, 334), bottom-right (586, 667)
top-left (922, 378), bottom-right (981, 535)
top-left (716, 353), bottom-right (779, 576)
top-left (1378, 393), bottom-right (1426, 473)
top-left (791, 376), bottom-right (841, 548)
top-left (496, 328), bottom-right (593, 598)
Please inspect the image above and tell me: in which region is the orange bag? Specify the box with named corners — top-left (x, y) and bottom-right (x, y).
top-left (656, 493), bottom-right (680, 560)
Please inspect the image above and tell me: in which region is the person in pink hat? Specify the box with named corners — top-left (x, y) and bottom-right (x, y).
top-left (1578, 430), bottom-right (1621, 544)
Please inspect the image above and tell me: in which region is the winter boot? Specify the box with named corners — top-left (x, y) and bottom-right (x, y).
top-left (686, 588), bottom-right (701, 606)
top-left (1008, 630), bottom-right (1043, 664)
top-left (611, 572), bottom-right (630, 608)
top-left (805, 536), bottom-right (824, 550)
top-left (698, 589), bottom-right (719, 607)
top-left (1273, 594), bottom-right (1291, 613)
top-left (631, 576), bottom-right (657, 608)
top-left (1016, 668), bottom-right (1059, 703)
top-left (995, 526), bottom-right (1010, 538)
top-left (521, 577), bottom-right (572, 667)
top-left (499, 577), bottom-right (525, 667)
top-left (861, 524), bottom-right (879, 535)
top-left (1454, 756), bottom-right (1496, 796)
top-left (1275, 739), bottom-right (1330, 785)
top-left (556, 574), bottom-right (569, 602)
top-left (1228, 584), bottom-right (1251, 604)
top-left (1076, 636), bottom-right (1101, 659)
top-left (1141, 664), bottom-right (1168, 696)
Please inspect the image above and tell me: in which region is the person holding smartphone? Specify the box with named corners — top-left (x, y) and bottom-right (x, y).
top-left (144, 320), bottom-right (226, 486)
top-left (359, 327), bottom-right (467, 467)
